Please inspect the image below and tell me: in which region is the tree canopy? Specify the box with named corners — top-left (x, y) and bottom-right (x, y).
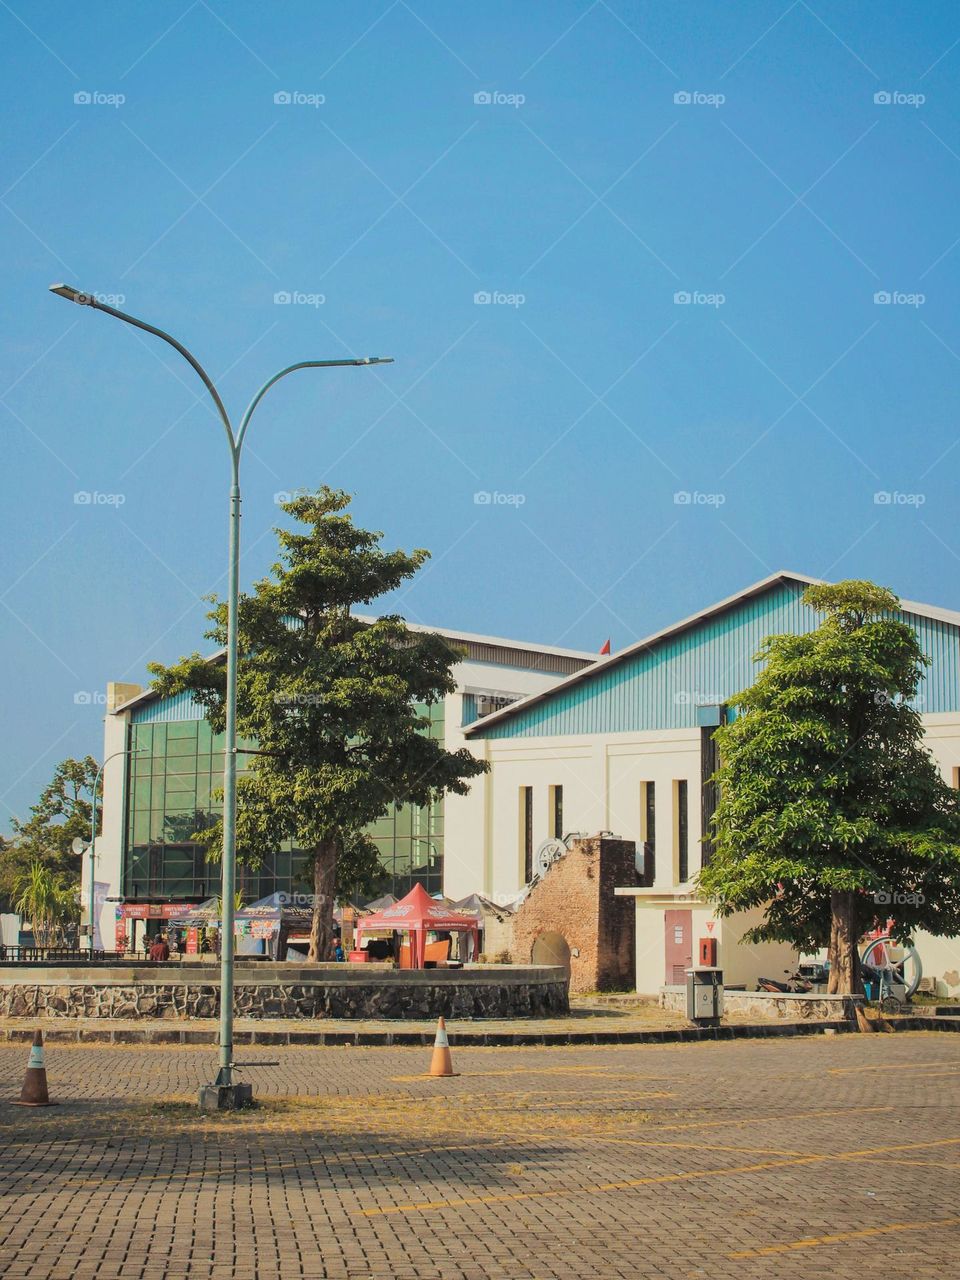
top-left (149, 488), bottom-right (487, 958)
top-left (0, 756), bottom-right (98, 912)
top-left (697, 580), bottom-right (960, 993)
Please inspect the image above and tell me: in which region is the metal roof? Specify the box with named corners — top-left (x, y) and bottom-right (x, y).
top-left (463, 570), bottom-right (960, 737)
top-left (112, 615), bottom-right (596, 717)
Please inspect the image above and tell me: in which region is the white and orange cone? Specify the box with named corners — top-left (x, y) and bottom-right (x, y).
top-left (14, 1029), bottom-right (57, 1107)
top-left (428, 1016), bottom-right (456, 1077)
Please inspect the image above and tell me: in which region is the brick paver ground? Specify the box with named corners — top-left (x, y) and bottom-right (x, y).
top-left (1, 1031), bottom-right (957, 1279)
top-left (0, 996), bottom-right (843, 1048)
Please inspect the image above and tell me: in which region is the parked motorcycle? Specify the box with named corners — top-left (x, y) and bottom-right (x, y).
top-left (757, 970), bottom-right (814, 994)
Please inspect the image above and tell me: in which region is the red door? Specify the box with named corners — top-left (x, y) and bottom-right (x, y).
top-left (664, 909), bottom-right (692, 985)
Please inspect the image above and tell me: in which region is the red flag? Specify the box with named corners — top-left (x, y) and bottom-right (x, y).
top-left (599, 638), bottom-right (611, 655)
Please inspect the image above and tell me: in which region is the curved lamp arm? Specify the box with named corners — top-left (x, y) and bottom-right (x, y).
top-left (236, 357), bottom-right (393, 453)
top-left (50, 285), bottom-right (394, 465)
top-left (50, 284), bottom-right (234, 449)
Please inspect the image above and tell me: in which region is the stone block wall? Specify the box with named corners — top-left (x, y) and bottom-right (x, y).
top-left (0, 967), bottom-right (569, 1021)
top-left (659, 987), bottom-right (863, 1021)
top-left (511, 835), bottom-right (636, 994)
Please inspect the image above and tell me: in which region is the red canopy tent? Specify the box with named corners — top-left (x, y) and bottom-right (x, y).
top-left (354, 883), bottom-right (480, 968)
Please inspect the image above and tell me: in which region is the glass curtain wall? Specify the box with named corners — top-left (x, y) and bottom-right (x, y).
top-left (124, 699), bottom-right (446, 902)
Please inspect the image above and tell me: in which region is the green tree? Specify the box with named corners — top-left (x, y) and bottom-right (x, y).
top-left (13, 861), bottom-right (79, 946)
top-left (0, 757), bottom-right (99, 911)
top-left (698, 580), bottom-right (960, 994)
top-left (149, 488), bottom-right (488, 960)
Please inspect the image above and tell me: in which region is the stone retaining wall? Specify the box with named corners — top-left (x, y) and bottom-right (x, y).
top-left (659, 986), bottom-right (863, 1021)
top-left (0, 964), bottom-right (568, 1021)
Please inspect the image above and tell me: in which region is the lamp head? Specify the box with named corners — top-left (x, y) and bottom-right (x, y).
top-left (49, 283), bottom-right (96, 305)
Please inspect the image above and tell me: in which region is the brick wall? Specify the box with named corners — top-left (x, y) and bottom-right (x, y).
top-left (510, 835), bottom-right (636, 993)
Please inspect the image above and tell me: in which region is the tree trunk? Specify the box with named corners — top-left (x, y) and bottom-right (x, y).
top-left (827, 889), bottom-right (862, 994)
top-left (307, 836), bottom-right (338, 962)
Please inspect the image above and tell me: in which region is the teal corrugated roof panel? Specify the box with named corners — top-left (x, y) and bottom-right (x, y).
top-left (130, 689), bottom-right (206, 724)
top-left (478, 582), bottom-right (959, 739)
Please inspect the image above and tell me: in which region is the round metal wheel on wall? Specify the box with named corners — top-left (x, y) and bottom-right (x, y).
top-left (860, 935), bottom-right (922, 998)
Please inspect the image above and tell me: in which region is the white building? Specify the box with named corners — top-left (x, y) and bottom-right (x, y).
top-left (461, 572), bottom-right (960, 995)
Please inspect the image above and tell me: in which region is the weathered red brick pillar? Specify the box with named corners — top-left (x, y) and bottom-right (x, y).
top-left (511, 835), bottom-right (636, 993)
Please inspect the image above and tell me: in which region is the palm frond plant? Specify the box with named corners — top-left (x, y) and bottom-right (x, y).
top-left (13, 861), bottom-right (73, 947)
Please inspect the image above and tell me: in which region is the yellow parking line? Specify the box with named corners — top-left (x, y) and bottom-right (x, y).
top-left (647, 1103), bottom-right (894, 1133)
top-left (828, 1060), bottom-right (957, 1075)
top-left (605, 1137), bottom-right (805, 1157)
top-left (846, 1155), bottom-right (960, 1170)
top-left (356, 1135), bottom-right (960, 1217)
top-left (728, 1214), bottom-right (960, 1258)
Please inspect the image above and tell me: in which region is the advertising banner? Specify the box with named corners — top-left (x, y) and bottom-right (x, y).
top-left (121, 903), bottom-right (190, 920)
top-left (93, 881), bottom-right (110, 950)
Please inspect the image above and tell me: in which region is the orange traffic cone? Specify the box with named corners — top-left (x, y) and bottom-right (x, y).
top-left (14, 1029), bottom-right (57, 1107)
top-left (428, 1016), bottom-right (457, 1077)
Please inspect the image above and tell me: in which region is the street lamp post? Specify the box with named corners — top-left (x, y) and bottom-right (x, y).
top-left (49, 284), bottom-right (392, 1109)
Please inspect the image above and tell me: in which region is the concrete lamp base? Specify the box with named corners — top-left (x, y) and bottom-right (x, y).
top-left (198, 1083), bottom-right (254, 1113)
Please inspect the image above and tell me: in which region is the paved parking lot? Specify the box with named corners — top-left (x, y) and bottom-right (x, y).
top-left (1, 1031), bottom-right (958, 1279)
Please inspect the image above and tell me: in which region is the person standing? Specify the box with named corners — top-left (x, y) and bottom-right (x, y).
top-left (149, 934), bottom-right (170, 962)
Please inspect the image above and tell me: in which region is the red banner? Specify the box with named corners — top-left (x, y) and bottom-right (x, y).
top-left (121, 903), bottom-right (192, 920)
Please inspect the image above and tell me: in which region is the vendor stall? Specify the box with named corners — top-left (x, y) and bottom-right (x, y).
top-left (354, 883), bottom-right (480, 969)
top-left (235, 892), bottom-right (315, 959)
top-left (166, 898), bottom-right (221, 955)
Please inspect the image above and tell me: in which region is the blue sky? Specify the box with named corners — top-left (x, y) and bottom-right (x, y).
top-left (2, 1), bottom-right (960, 827)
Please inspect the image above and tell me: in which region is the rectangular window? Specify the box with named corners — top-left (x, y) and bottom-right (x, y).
top-left (550, 784), bottom-right (563, 839)
top-left (700, 726), bottom-right (720, 868)
top-left (148, 844), bottom-right (163, 893)
top-left (639, 781), bottom-right (656, 885)
top-left (520, 786), bottom-right (534, 883)
top-left (676, 779), bottom-right (689, 883)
